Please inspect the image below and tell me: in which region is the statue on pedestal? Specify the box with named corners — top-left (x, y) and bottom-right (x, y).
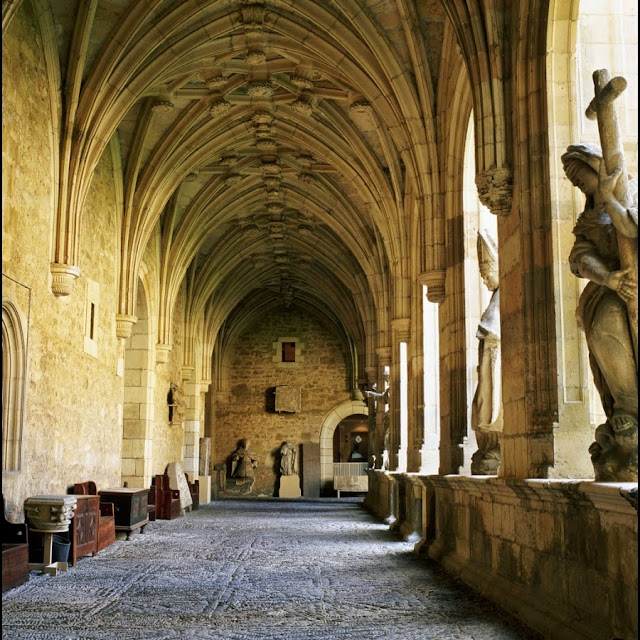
top-left (471, 229), bottom-right (503, 475)
top-left (563, 70), bottom-right (637, 482)
top-left (279, 441), bottom-right (298, 476)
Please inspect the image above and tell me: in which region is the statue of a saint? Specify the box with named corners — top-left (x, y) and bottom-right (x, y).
top-left (279, 441), bottom-right (298, 476)
top-left (470, 229), bottom-right (503, 475)
top-left (563, 142), bottom-right (637, 480)
top-left (230, 439), bottom-right (259, 479)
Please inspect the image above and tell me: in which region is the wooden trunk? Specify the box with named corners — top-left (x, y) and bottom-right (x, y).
top-left (2, 543), bottom-right (29, 592)
top-left (99, 488), bottom-right (149, 539)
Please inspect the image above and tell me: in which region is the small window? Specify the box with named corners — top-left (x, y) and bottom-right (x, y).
top-left (282, 341), bottom-right (296, 363)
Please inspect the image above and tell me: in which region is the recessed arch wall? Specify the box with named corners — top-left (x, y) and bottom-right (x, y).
top-left (2, 299), bottom-right (28, 473)
top-left (319, 399), bottom-right (368, 494)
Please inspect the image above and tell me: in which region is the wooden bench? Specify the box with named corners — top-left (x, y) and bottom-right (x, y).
top-left (2, 497), bottom-right (29, 592)
top-left (73, 482), bottom-right (116, 553)
top-left (149, 475), bottom-right (181, 520)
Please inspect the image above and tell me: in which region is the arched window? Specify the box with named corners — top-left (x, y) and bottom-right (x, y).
top-left (2, 301), bottom-right (27, 471)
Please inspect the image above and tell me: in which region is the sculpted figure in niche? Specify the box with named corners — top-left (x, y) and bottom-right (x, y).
top-left (230, 439), bottom-right (259, 479)
top-left (365, 372), bottom-right (390, 470)
top-left (279, 441), bottom-right (298, 476)
top-left (470, 229), bottom-right (503, 475)
top-left (169, 382), bottom-right (186, 423)
top-left (563, 142), bottom-right (637, 480)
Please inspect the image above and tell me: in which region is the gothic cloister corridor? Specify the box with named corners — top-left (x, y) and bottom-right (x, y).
top-left (2, 499), bottom-right (541, 640)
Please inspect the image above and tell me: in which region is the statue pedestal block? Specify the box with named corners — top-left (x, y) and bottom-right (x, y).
top-left (279, 474), bottom-right (301, 498)
top-left (198, 475), bottom-right (211, 504)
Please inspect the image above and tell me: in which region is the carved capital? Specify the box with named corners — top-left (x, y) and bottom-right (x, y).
top-left (115, 314), bottom-right (137, 340)
top-left (155, 343), bottom-right (172, 364)
top-left (391, 318), bottom-right (411, 342)
top-left (50, 263), bottom-right (81, 296)
top-left (419, 270), bottom-right (446, 303)
top-left (475, 167), bottom-right (513, 216)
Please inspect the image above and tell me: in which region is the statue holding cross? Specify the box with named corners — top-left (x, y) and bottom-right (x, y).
top-left (563, 69), bottom-right (638, 482)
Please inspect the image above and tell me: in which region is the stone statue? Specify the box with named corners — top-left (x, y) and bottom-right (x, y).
top-left (169, 382), bottom-right (186, 423)
top-left (279, 441), bottom-right (298, 476)
top-left (365, 372), bottom-right (390, 469)
top-left (563, 143), bottom-right (638, 480)
top-left (230, 439), bottom-right (259, 479)
top-left (470, 229), bottom-right (503, 475)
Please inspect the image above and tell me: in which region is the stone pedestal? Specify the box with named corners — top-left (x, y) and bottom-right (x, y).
top-left (279, 474), bottom-right (301, 498)
top-left (199, 475), bottom-right (211, 504)
top-left (24, 495), bottom-right (77, 577)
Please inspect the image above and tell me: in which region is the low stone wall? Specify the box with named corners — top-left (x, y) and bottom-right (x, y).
top-left (365, 472), bottom-right (638, 640)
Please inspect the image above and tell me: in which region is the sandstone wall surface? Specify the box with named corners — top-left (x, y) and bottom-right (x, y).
top-left (2, 3), bottom-right (123, 519)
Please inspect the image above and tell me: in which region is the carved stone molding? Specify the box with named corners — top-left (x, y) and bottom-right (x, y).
top-left (475, 167), bottom-right (513, 216)
top-left (50, 263), bottom-right (81, 296)
top-left (115, 314), bottom-right (138, 340)
top-left (420, 270), bottom-right (446, 303)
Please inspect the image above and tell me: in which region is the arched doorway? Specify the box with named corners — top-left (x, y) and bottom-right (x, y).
top-left (318, 400), bottom-right (368, 496)
top-left (333, 414), bottom-right (369, 463)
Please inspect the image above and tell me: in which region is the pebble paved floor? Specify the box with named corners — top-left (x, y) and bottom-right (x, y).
top-left (2, 499), bottom-right (543, 640)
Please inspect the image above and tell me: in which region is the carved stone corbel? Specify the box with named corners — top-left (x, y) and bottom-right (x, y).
top-left (115, 314), bottom-right (137, 340)
top-left (50, 263), bottom-right (81, 297)
top-left (475, 166), bottom-right (513, 216)
top-left (420, 270), bottom-right (446, 303)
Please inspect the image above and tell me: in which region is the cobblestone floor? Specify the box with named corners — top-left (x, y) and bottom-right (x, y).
top-left (2, 499), bottom-right (542, 640)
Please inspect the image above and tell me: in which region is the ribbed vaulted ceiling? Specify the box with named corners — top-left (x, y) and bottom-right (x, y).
top-left (43, 0), bottom-right (446, 364)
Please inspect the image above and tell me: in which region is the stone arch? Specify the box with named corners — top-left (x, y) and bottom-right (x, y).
top-left (318, 399), bottom-right (368, 494)
top-left (2, 300), bottom-right (27, 472)
top-left (121, 272), bottom-right (155, 488)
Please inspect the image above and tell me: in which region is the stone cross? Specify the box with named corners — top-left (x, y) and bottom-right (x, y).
top-left (586, 69), bottom-right (638, 364)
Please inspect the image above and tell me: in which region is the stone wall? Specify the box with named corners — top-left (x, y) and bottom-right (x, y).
top-left (2, 4), bottom-right (122, 519)
top-left (365, 472), bottom-right (638, 640)
top-left (214, 305), bottom-right (351, 496)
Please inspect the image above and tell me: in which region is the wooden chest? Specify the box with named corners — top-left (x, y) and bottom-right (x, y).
top-left (2, 543), bottom-right (29, 591)
top-left (98, 488), bottom-right (149, 539)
